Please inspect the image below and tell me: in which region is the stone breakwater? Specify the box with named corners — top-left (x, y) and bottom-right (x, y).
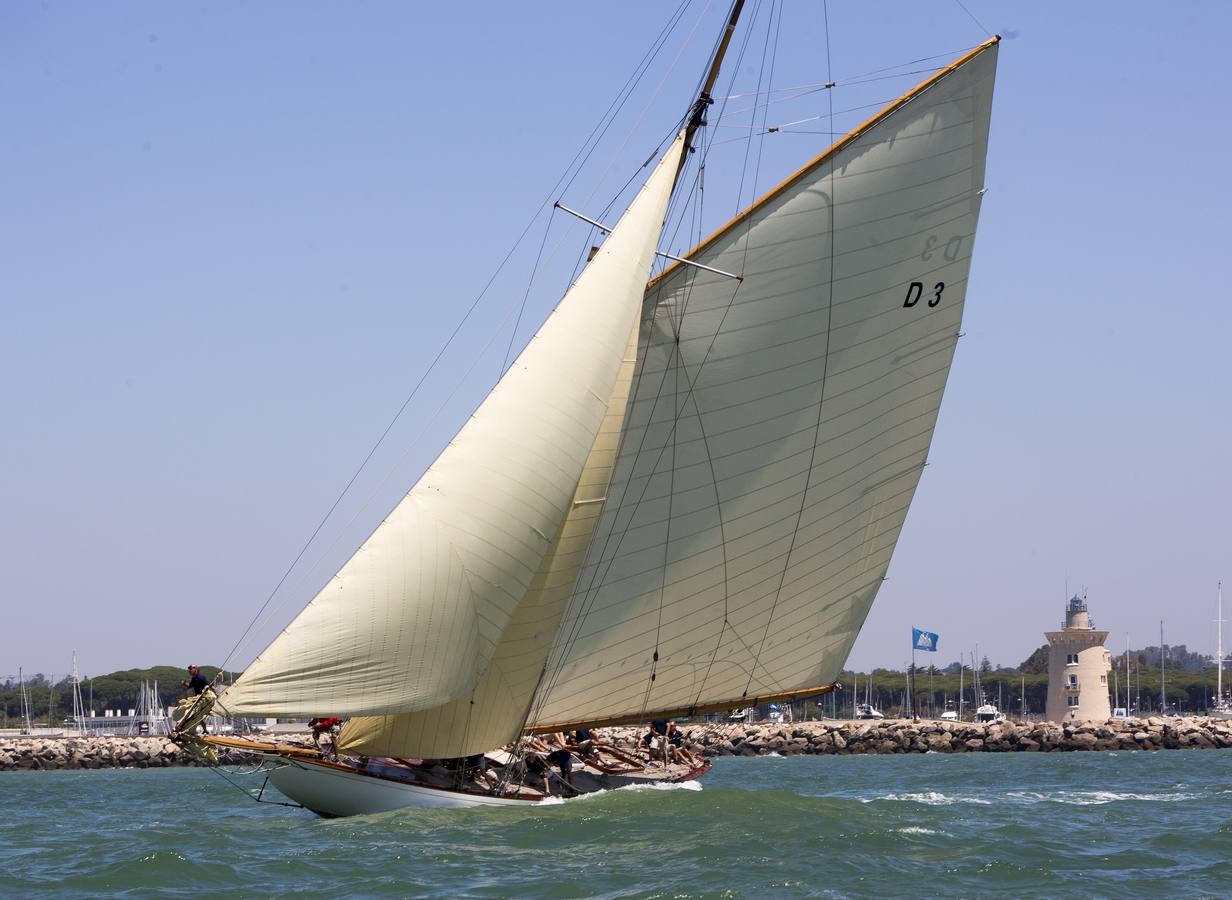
top-left (671, 716), bottom-right (1232, 757)
top-left (4, 717), bottom-right (1232, 771)
top-left (0, 736), bottom-right (258, 771)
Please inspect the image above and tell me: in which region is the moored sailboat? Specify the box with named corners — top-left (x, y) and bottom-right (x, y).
top-left (175, 3), bottom-right (1001, 815)
top-left (1214, 582), bottom-right (1231, 720)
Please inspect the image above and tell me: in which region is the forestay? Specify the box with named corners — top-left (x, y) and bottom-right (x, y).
top-left (220, 134), bottom-right (688, 719)
top-left (528, 40), bottom-right (999, 730)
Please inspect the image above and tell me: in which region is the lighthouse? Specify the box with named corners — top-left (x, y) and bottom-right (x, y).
top-left (1045, 594), bottom-right (1112, 722)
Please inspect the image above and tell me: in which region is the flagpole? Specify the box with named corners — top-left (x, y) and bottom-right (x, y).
top-left (911, 636), bottom-right (918, 722)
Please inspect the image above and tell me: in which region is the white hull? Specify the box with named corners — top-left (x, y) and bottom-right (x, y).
top-left (268, 759), bottom-right (541, 816)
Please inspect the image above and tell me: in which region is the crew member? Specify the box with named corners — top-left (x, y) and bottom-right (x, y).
top-left (665, 720), bottom-right (702, 768)
top-left (178, 664), bottom-right (212, 734)
top-left (546, 746), bottom-right (576, 794)
top-left (181, 664), bottom-right (210, 695)
top-left (308, 716), bottom-right (344, 753)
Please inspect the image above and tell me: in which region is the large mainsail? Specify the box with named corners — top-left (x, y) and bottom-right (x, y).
top-left (221, 133), bottom-right (688, 718)
top-left (528, 39), bottom-right (1000, 730)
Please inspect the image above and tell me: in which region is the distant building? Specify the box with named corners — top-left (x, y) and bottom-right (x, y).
top-left (1045, 594), bottom-right (1112, 722)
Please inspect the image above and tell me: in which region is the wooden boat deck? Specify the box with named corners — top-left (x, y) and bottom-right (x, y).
top-left (194, 734), bottom-right (708, 803)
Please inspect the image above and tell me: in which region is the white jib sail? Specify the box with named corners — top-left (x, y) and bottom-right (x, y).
top-left (337, 322), bottom-right (644, 758)
top-left (221, 133), bottom-right (688, 718)
top-left (529, 41), bottom-right (999, 730)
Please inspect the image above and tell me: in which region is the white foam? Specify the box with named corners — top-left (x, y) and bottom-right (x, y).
top-left (865, 791), bottom-right (992, 806)
top-left (867, 787), bottom-right (1200, 807)
top-left (1005, 790), bottom-right (1199, 805)
top-left (541, 779), bottom-right (704, 805)
top-left (618, 778), bottom-right (704, 793)
top-left (895, 826), bottom-right (939, 835)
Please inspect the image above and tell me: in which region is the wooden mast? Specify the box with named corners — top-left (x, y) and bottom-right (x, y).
top-left (677, 0), bottom-right (746, 182)
top-left (514, 1), bottom-right (750, 743)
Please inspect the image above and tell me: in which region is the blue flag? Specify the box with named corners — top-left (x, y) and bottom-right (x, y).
top-left (912, 627), bottom-right (939, 651)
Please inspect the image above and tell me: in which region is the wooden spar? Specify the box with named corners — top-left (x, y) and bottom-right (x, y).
top-left (678, 0), bottom-right (746, 177)
top-left (650, 33), bottom-right (1001, 291)
top-left (523, 681), bottom-right (841, 734)
top-left (196, 734), bottom-right (323, 759)
top-left (556, 201), bottom-right (741, 280)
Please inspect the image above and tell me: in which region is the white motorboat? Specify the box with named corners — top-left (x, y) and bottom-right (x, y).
top-left (973, 703), bottom-right (1006, 724)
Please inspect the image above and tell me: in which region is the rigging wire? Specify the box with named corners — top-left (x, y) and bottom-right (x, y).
top-left (749, 0), bottom-right (782, 210)
top-left (501, 207), bottom-right (557, 375)
top-left (693, 0), bottom-right (789, 703)
top-left (218, 0), bottom-right (703, 672)
top-left (557, 1), bottom-right (712, 293)
top-left (528, 0), bottom-right (763, 728)
top-left (237, 13), bottom-right (736, 697)
top-left (218, 2), bottom-right (990, 742)
top-left (202, 759), bottom-right (302, 809)
top-left (731, 0), bottom-right (772, 214)
top-left (635, 1), bottom-right (788, 709)
top-left (534, 0), bottom-right (847, 727)
top-left (952, 0), bottom-right (992, 39)
top-left (524, 20), bottom-right (995, 728)
top-left (541, 0), bottom-right (797, 729)
top-left (742, 0), bottom-right (838, 698)
top-left (717, 45), bottom-right (981, 99)
top-left (662, 0), bottom-right (790, 715)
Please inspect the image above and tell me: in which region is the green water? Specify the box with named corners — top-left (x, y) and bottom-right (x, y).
top-left (3, 750), bottom-right (1231, 897)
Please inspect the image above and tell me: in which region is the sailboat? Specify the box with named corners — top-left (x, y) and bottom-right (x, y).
top-left (176, 3), bottom-right (1001, 816)
top-left (1214, 582), bottom-right (1231, 720)
top-left (854, 675), bottom-right (885, 720)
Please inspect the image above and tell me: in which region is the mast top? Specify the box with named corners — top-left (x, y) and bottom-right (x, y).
top-left (679, 0), bottom-right (745, 172)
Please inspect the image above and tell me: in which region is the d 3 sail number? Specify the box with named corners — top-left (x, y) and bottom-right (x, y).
top-left (903, 281), bottom-right (944, 308)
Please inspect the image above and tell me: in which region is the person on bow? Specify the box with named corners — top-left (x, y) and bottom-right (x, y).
top-left (179, 664), bottom-right (212, 734)
top-left (181, 664), bottom-right (210, 695)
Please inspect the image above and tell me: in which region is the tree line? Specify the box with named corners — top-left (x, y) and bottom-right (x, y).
top-left (827, 641), bottom-right (1228, 718)
top-left (0, 666), bottom-right (225, 727)
top-left (4, 642), bottom-right (1226, 726)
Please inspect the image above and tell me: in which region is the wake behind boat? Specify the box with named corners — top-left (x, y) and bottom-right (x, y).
top-left (173, 2), bottom-right (1001, 816)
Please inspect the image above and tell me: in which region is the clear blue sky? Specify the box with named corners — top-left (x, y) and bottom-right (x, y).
top-left (3, 1), bottom-right (1229, 682)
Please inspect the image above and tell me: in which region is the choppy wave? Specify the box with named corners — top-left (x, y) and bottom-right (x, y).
top-left (1004, 789), bottom-right (1201, 805)
top-left (865, 790), bottom-right (993, 805)
top-left (867, 787), bottom-right (1204, 807)
top-left (2, 750), bottom-right (1231, 897)
top-left (539, 778), bottom-right (704, 805)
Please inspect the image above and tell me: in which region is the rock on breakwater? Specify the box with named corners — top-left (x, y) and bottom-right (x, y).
top-left (666, 716), bottom-right (1232, 757)
top-left (4, 717), bottom-right (1231, 772)
top-left (0, 736), bottom-right (257, 771)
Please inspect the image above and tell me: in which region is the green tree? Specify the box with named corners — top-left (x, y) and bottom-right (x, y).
top-left (1019, 644), bottom-right (1049, 674)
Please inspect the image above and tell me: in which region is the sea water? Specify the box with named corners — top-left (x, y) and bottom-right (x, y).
top-left (3, 750), bottom-right (1230, 897)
